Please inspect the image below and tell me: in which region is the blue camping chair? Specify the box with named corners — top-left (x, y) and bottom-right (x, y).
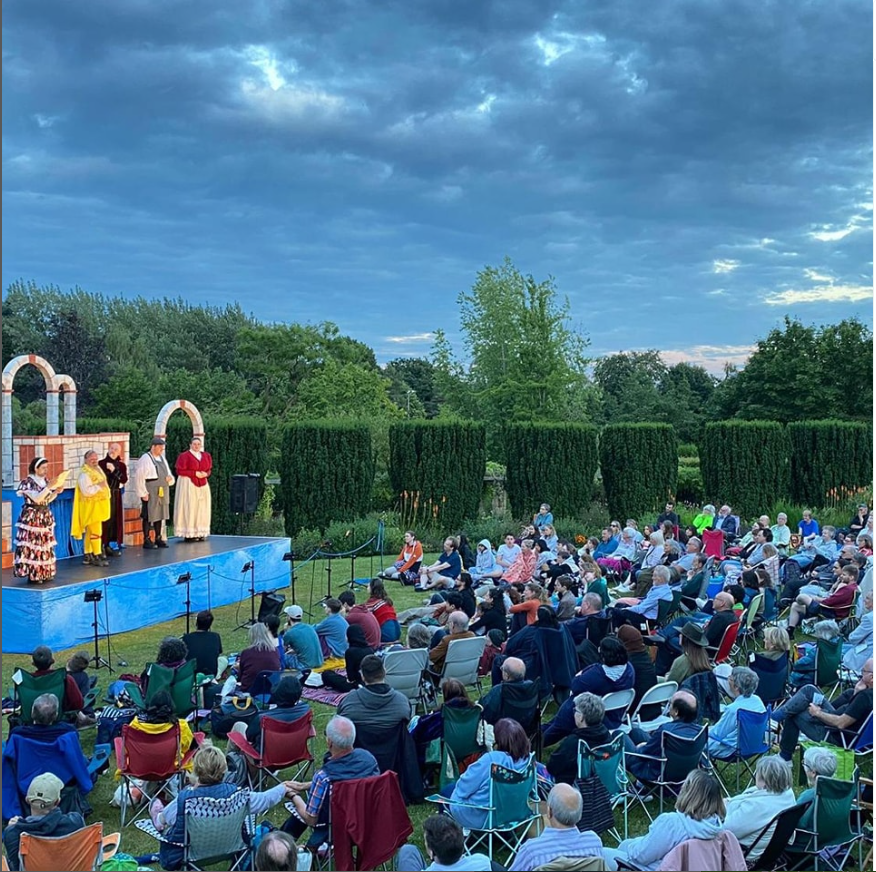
top-left (750, 652), bottom-right (789, 707)
top-left (711, 706), bottom-right (772, 794)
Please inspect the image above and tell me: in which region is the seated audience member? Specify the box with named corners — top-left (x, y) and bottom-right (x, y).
top-left (469, 538), bottom-right (498, 585)
top-left (364, 579), bottom-right (401, 643)
top-left (396, 813), bottom-right (492, 872)
top-left (707, 667), bottom-right (765, 759)
top-left (458, 534), bottom-right (477, 571)
top-left (65, 652), bottom-right (95, 725)
top-left (182, 610), bottom-right (223, 677)
top-left (849, 503), bottom-right (870, 538)
top-left (773, 658), bottom-right (873, 761)
top-left (264, 614), bottom-right (287, 669)
top-left (480, 657), bottom-right (537, 728)
top-left (789, 620), bottom-right (841, 687)
top-left (2, 694), bottom-right (96, 821)
top-left (623, 690), bottom-right (700, 783)
top-left (417, 537), bottom-right (462, 591)
top-left (322, 625), bottom-right (374, 693)
top-left (410, 679), bottom-right (478, 770)
top-left (543, 637), bottom-right (634, 745)
top-left (314, 599), bottom-right (349, 659)
top-left (239, 675), bottom-right (309, 745)
top-left (654, 591), bottom-right (737, 675)
top-left (143, 636), bottom-right (190, 688)
top-left (492, 533), bottom-right (522, 579)
top-left (566, 592), bottom-right (607, 646)
top-left (338, 590), bottom-right (381, 649)
top-left (553, 575), bottom-right (578, 621)
top-left (236, 622), bottom-right (282, 692)
top-left (671, 537), bottom-right (702, 576)
top-left (657, 501), bottom-right (680, 529)
top-left (29, 645), bottom-right (84, 714)
top-left (254, 830), bottom-right (302, 871)
top-left (3, 773), bottom-right (85, 871)
top-left (603, 770), bottom-right (725, 871)
top-left (283, 605), bottom-right (324, 671)
top-left (771, 513), bottom-right (792, 554)
top-left (532, 538), bottom-right (557, 577)
top-left (723, 755), bottom-right (796, 863)
top-left (469, 587), bottom-right (508, 637)
top-left (666, 623), bottom-right (713, 685)
top-left (751, 542), bottom-right (780, 588)
top-left (283, 716), bottom-right (380, 848)
top-left (790, 746), bottom-right (838, 841)
top-left (713, 505), bottom-right (738, 540)
top-left (428, 611), bottom-right (475, 673)
top-left (431, 573), bottom-right (477, 619)
top-left (126, 690), bottom-right (195, 773)
top-left (542, 546), bottom-right (578, 588)
top-left (336, 654), bottom-right (411, 732)
top-left (787, 564), bottom-right (859, 637)
top-left (843, 590), bottom-right (873, 673)
top-left (510, 582), bottom-right (549, 629)
top-left (597, 527), bottom-right (637, 575)
top-left (617, 625), bottom-right (658, 715)
top-left (381, 530), bottom-right (423, 584)
top-left (611, 565), bottom-right (674, 628)
top-left (478, 628), bottom-right (507, 678)
top-left (533, 503), bottom-right (553, 532)
top-left (155, 745), bottom-right (296, 869)
top-left (679, 553), bottom-right (708, 608)
top-left (502, 539), bottom-right (538, 585)
top-left (593, 527), bottom-right (619, 560)
top-left (547, 692), bottom-right (612, 785)
top-left (513, 783), bottom-right (604, 871)
top-left (445, 720), bottom-right (531, 831)
top-left (693, 504), bottom-right (716, 535)
top-left (407, 622), bottom-right (434, 650)
top-left (798, 509), bottom-right (820, 541)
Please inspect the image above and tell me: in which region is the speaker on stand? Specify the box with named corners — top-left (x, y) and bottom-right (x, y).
top-left (230, 473), bottom-right (261, 535)
top-left (257, 591), bottom-right (286, 623)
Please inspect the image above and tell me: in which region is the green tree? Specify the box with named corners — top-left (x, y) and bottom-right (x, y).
top-left (384, 357), bottom-right (441, 417)
top-left (294, 359), bottom-right (403, 420)
top-left (593, 351), bottom-right (671, 424)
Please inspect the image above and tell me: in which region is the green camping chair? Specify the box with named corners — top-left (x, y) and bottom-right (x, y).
top-left (437, 702), bottom-right (483, 788)
top-left (125, 659), bottom-right (197, 717)
top-left (12, 669), bottom-right (67, 724)
top-left (588, 577), bottom-right (610, 609)
top-left (578, 731), bottom-right (630, 842)
top-left (786, 770), bottom-right (863, 871)
top-left (814, 637), bottom-right (843, 693)
top-left (655, 591), bottom-right (682, 628)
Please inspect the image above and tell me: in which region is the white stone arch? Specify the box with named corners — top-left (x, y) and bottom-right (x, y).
top-left (2, 355), bottom-right (78, 485)
top-left (154, 400), bottom-right (206, 446)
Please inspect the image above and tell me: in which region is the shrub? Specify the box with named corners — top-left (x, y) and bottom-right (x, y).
top-left (787, 421), bottom-right (873, 508)
top-left (389, 421), bottom-right (486, 530)
top-left (700, 421), bottom-right (790, 520)
top-left (677, 442), bottom-right (699, 458)
top-left (279, 422), bottom-right (374, 535)
top-left (502, 423), bottom-right (599, 519)
top-left (599, 424), bottom-right (678, 520)
top-left (676, 466), bottom-right (705, 505)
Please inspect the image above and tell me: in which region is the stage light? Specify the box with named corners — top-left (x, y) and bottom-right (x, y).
top-left (176, 572), bottom-right (192, 585)
top-left (84, 589), bottom-right (102, 603)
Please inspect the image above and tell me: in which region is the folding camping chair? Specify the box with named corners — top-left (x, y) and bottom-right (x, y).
top-left (429, 636), bottom-right (488, 699)
top-left (710, 706), bottom-right (772, 794)
top-left (126, 659), bottom-right (198, 718)
top-left (578, 732), bottom-right (631, 842)
top-left (733, 593), bottom-right (764, 661)
top-left (622, 681), bottom-right (678, 734)
top-left (10, 669), bottom-right (67, 725)
top-left (750, 651), bottom-right (790, 708)
top-left (383, 647), bottom-right (429, 713)
top-left (708, 621), bottom-right (740, 666)
top-left (742, 801), bottom-right (811, 872)
top-left (226, 710), bottom-right (315, 789)
top-left (437, 701), bottom-right (484, 788)
top-left (18, 823), bottom-right (120, 872)
top-left (702, 529), bottom-right (725, 559)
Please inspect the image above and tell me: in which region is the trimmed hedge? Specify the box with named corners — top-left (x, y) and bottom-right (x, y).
top-left (787, 421), bottom-right (873, 507)
top-left (600, 424), bottom-right (677, 520)
top-left (167, 416), bottom-right (270, 535)
top-left (389, 421), bottom-right (486, 530)
top-left (279, 422), bottom-right (374, 536)
top-left (700, 421), bottom-right (790, 519)
top-left (503, 423), bottom-right (598, 519)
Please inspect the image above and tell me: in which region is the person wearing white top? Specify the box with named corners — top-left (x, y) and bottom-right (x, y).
top-left (135, 437), bottom-right (175, 548)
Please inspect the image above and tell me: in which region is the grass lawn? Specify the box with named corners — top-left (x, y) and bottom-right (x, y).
top-left (1, 552), bottom-right (867, 870)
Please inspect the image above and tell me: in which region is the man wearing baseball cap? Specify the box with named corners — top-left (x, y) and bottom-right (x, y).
top-left (282, 605), bottom-right (324, 671)
top-left (3, 773), bottom-right (86, 870)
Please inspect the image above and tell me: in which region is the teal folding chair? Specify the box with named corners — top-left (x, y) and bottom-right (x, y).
top-left (126, 659), bottom-right (197, 717)
top-left (437, 702), bottom-right (483, 788)
top-left (11, 669), bottom-right (67, 724)
top-left (578, 731), bottom-right (630, 842)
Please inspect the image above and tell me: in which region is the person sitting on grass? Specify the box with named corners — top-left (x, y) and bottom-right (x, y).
top-left (364, 578), bottom-right (401, 643)
top-left (254, 830), bottom-right (302, 871)
top-left (314, 599), bottom-right (349, 659)
top-left (501, 539), bottom-right (537, 585)
top-left (381, 530), bottom-right (423, 584)
top-left (512, 783), bottom-right (605, 871)
top-left (65, 651), bottom-right (96, 727)
top-left (3, 773), bottom-right (86, 872)
top-left (509, 582), bottom-right (550, 629)
top-left (417, 537), bottom-right (462, 591)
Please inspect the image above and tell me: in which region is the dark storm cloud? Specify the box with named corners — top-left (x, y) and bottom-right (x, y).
top-left (3, 0), bottom-right (872, 369)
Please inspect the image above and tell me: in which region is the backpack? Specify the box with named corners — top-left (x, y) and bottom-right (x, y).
top-left (210, 695), bottom-right (260, 739)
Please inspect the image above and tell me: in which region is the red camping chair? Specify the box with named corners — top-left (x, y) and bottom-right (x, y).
top-left (113, 722), bottom-right (203, 826)
top-left (702, 529), bottom-right (725, 559)
top-left (708, 621), bottom-right (740, 666)
top-left (226, 710), bottom-right (315, 789)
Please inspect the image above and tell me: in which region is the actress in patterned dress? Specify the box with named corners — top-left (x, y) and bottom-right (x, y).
top-left (13, 457), bottom-right (61, 583)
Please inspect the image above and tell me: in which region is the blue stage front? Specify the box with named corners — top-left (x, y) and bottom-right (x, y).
top-left (1, 536), bottom-right (291, 654)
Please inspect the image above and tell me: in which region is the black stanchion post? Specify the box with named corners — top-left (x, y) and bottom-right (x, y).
top-left (324, 541), bottom-right (333, 599)
top-left (177, 572), bottom-right (193, 635)
top-left (235, 561), bottom-right (256, 629)
top-left (85, 588), bottom-right (113, 671)
top-left (283, 551), bottom-right (297, 604)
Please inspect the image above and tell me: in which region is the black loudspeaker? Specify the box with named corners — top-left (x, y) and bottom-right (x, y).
top-left (230, 473), bottom-right (261, 514)
top-left (257, 592), bottom-right (286, 622)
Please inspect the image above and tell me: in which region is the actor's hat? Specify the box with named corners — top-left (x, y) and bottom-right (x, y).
top-left (151, 437), bottom-right (166, 446)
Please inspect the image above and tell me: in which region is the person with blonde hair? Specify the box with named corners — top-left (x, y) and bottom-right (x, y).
top-left (155, 744), bottom-right (296, 870)
top-left (235, 621), bottom-right (281, 692)
top-left (509, 581), bottom-right (549, 627)
top-left (604, 770), bottom-right (726, 870)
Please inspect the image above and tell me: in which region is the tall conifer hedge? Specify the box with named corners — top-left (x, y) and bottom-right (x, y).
top-left (503, 423), bottom-right (598, 519)
top-left (787, 421), bottom-right (873, 507)
top-left (388, 421), bottom-right (486, 530)
top-left (700, 421), bottom-right (790, 519)
top-left (279, 422), bottom-right (373, 536)
top-left (167, 415), bottom-right (269, 535)
top-left (600, 424), bottom-right (677, 520)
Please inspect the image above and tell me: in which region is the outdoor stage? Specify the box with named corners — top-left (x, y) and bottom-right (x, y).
top-left (0, 535), bottom-right (291, 654)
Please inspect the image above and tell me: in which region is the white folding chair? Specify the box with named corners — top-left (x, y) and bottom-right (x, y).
top-left (621, 680), bottom-right (678, 734)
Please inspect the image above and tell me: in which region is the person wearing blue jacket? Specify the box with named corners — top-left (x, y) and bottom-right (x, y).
top-left (315, 599), bottom-right (349, 657)
top-left (603, 770), bottom-right (727, 871)
top-left (707, 667), bottom-right (766, 759)
top-left (593, 528), bottom-right (619, 560)
top-left (468, 539), bottom-right (497, 584)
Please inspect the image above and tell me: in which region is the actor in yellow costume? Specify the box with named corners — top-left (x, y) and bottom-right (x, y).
top-left (72, 450), bottom-right (111, 566)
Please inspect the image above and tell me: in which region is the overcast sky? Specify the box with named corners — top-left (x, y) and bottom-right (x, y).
top-left (3, 0), bottom-right (872, 371)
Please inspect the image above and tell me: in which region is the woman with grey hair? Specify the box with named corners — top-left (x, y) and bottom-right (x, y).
top-left (546, 692), bottom-right (612, 785)
top-left (406, 622), bottom-right (433, 649)
top-left (784, 746), bottom-right (840, 848)
top-left (789, 619), bottom-right (841, 687)
top-left (707, 666), bottom-right (765, 759)
top-left (723, 756), bottom-right (796, 861)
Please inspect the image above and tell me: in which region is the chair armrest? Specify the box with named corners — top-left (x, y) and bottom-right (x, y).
top-left (425, 794), bottom-right (492, 811)
top-left (101, 832), bottom-right (121, 862)
top-left (133, 819), bottom-right (184, 846)
top-left (227, 730), bottom-right (261, 761)
top-left (113, 736), bottom-right (125, 768)
top-left (125, 682), bottom-right (145, 710)
top-left (179, 731), bottom-right (206, 769)
top-left (88, 743), bottom-right (112, 776)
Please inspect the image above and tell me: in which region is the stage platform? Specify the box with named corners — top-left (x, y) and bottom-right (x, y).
top-left (1, 535), bottom-right (291, 654)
